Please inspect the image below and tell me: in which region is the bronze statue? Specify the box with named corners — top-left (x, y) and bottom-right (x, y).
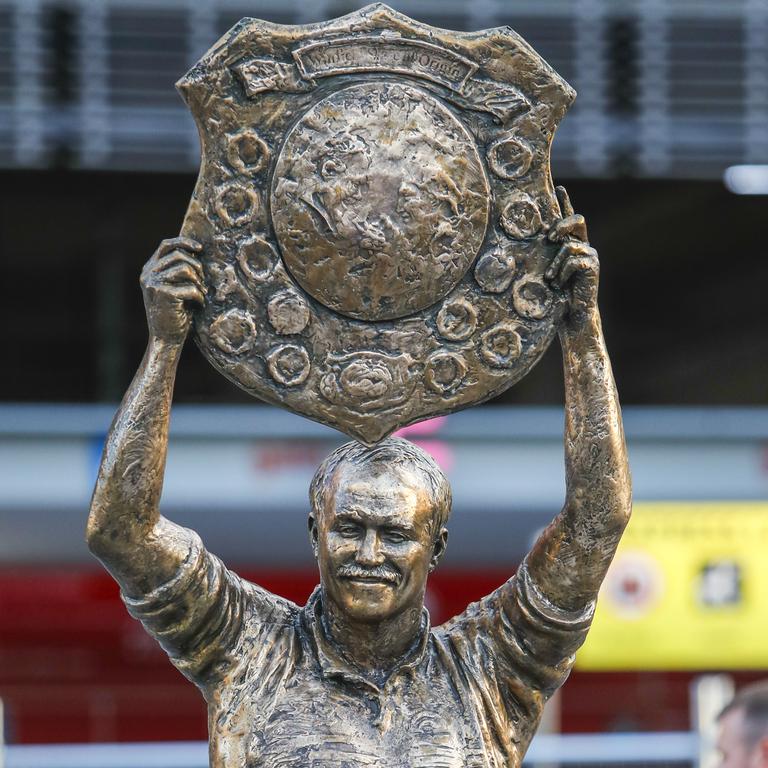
top-left (87, 6), bottom-right (631, 767)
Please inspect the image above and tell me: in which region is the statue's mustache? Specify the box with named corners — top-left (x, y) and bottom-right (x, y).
top-left (337, 563), bottom-right (401, 584)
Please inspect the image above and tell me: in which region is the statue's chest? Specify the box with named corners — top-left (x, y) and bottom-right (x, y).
top-left (215, 663), bottom-right (484, 767)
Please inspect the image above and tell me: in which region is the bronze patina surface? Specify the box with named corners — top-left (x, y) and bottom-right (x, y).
top-left (87, 6), bottom-right (632, 767)
top-left (176, 4), bottom-right (576, 444)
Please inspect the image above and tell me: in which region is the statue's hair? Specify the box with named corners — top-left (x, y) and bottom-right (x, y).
top-left (309, 437), bottom-right (452, 537)
top-left (718, 681), bottom-right (768, 747)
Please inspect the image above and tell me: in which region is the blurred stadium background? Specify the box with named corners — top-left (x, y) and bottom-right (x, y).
top-left (1, 0), bottom-right (768, 765)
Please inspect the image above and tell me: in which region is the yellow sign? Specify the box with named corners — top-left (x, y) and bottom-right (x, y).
top-left (576, 502), bottom-right (768, 670)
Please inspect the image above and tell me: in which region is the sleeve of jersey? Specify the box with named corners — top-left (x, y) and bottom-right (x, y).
top-left (489, 557), bottom-right (596, 696)
top-left (434, 559), bottom-right (596, 761)
top-left (120, 530), bottom-right (250, 687)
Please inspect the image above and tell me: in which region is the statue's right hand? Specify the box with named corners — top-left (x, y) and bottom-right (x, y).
top-left (140, 237), bottom-right (205, 345)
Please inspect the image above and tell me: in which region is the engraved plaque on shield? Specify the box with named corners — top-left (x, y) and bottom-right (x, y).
top-left (176, 3), bottom-right (576, 444)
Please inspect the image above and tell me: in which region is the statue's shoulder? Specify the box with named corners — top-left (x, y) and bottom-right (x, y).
top-left (236, 576), bottom-right (303, 631)
top-left (431, 585), bottom-right (519, 645)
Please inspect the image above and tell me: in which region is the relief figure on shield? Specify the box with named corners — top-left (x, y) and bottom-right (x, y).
top-left (86, 188), bottom-right (632, 767)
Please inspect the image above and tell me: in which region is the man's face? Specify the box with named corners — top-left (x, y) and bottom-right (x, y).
top-left (717, 709), bottom-right (768, 768)
top-left (311, 461), bottom-right (446, 623)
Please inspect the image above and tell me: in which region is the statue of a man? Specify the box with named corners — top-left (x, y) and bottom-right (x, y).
top-left (87, 189), bottom-right (631, 767)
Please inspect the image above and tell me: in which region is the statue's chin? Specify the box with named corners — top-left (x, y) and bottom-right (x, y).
top-left (336, 581), bottom-right (402, 623)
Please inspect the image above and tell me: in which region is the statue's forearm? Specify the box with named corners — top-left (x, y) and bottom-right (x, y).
top-left (526, 309), bottom-right (632, 612)
top-left (87, 337), bottom-right (184, 587)
top-left (561, 310), bottom-right (631, 523)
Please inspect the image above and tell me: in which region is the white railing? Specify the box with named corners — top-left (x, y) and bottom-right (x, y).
top-left (1, 732), bottom-right (700, 768)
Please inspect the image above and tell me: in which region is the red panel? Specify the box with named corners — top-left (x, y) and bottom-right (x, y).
top-left (2, 567), bottom-right (765, 743)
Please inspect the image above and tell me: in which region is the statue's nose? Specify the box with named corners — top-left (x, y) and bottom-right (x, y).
top-left (356, 529), bottom-right (384, 566)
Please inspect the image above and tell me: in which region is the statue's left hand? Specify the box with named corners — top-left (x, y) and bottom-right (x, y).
top-left (545, 186), bottom-right (599, 333)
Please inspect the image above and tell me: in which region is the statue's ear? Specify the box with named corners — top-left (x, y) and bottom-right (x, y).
top-left (308, 513), bottom-right (319, 558)
top-left (429, 527), bottom-right (449, 573)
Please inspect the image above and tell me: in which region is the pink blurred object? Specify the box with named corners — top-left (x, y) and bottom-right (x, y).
top-left (394, 417), bottom-right (447, 437)
top-left (394, 418), bottom-right (454, 471)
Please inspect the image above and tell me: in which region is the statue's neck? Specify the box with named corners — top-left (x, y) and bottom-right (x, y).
top-left (320, 591), bottom-right (424, 679)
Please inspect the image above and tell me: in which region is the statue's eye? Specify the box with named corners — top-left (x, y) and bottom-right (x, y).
top-left (384, 530), bottom-right (408, 544)
top-left (337, 523), bottom-right (360, 538)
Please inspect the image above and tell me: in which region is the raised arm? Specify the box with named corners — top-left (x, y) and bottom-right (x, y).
top-left (526, 187), bottom-right (632, 613)
top-left (86, 237), bottom-right (205, 598)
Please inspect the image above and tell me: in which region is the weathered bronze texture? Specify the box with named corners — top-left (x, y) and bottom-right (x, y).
top-left (87, 5), bottom-right (632, 767)
top-left (176, 4), bottom-right (576, 444)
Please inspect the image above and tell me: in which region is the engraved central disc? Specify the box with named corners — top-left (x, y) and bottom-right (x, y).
top-left (271, 81), bottom-right (490, 321)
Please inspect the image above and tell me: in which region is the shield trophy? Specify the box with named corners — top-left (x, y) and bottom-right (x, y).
top-left (176, 3), bottom-right (575, 444)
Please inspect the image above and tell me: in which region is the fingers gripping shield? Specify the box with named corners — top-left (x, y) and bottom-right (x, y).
top-left (177, 3), bottom-right (575, 444)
